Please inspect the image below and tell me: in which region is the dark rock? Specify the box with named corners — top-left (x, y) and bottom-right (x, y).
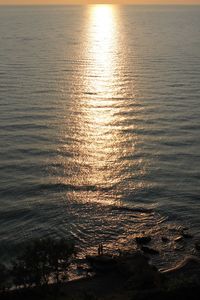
top-left (141, 246), bottom-right (159, 255)
top-left (118, 251), bottom-right (161, 289)
top-left (174, 245), bottom-right (184, 251)
top-left (182, 231), bottom-right (193, 239)
top-left (86, 255), bottom-right (117, 272)
top-left (195, 241), bottom-right (200, 251)
top-left (161, 236), bottom-right (169, 243)
top-left (182, 226), bottom-right (189, 231)
top-left (135, 236), bottom-right (151, 245)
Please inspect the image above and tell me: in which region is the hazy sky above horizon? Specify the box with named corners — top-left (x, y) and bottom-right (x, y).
top-left (0, 0), bottom-right (200, 5)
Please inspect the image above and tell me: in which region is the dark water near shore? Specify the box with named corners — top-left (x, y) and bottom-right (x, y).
top-left (0, 5), bottom-right (200, 266)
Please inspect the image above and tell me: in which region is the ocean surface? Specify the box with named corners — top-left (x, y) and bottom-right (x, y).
top-left (0, 5), bottom-right (200, 266)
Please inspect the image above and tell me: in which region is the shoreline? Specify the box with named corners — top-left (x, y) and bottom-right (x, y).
top-left (1, 251), bottom-right (200, 300)
top-left (1, 226), bottom-right (200, 299)
top-left (69, 224), bottom-right (200, 281)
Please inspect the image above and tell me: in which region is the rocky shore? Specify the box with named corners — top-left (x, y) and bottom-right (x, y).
top-left (1, 231), bottom-right (200, 300)
top-left (1, 249), bottom-right (200, 300)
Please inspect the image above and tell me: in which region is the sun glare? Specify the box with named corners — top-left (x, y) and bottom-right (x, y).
top-left (86, 5), bottom-right (118, 95)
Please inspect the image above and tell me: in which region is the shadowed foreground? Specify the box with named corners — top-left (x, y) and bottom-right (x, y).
top-left (1, 243), bottom-right (200, 300)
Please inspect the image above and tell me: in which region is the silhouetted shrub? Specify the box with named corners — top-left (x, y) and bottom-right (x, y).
top-left (11, 238), bottom-right (75, 288)
top-left (0, 263), bottom-right (10, 292)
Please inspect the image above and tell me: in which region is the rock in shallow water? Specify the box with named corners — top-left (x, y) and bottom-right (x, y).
top-left (182, 231), bottom-right (193, 239)
top-left (195, 241), bottom-right (200, 251)
top-left (141, 246), bottom-right (159, 255)
top-left (135, 236), bottom-right (151, 245)
top-left (174, 245), bottom-right (185, 251)
top-left (161, 236), bottom-right (169, 243)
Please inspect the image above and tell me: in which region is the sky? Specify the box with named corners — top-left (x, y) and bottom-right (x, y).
top-left (0, 0), bottom-right (200, 5)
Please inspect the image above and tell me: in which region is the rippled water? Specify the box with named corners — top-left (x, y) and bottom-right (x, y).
top-left (0, 5), bottom-right (200, 265)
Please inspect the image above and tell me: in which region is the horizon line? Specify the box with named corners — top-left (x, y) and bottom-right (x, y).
top-left (0, 3), bottom-right (200, 5)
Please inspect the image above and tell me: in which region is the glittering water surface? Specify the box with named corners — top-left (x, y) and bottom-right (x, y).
top-left (0, 5), bottom-right (200, 266)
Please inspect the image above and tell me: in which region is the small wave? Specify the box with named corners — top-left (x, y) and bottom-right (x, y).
top-left (39, 183), bottom-right (111, 193)
top-left (111, 205), bottom-right (153, 214)
top-left (0, 183), bottom-right (112, 200)
top-left (84, 92), bottom-right (98, 95)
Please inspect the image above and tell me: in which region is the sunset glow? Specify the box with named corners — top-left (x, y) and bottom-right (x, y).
top-left (0, 0), bottom-right (200, 5)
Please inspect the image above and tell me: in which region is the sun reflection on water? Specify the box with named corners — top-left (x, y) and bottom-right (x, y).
top-left (86, 5), bottom-right (117, 95)
top-left (59, 5), bottom-right (145, 205)
top-left (80, 5), bottom-right (121, 194)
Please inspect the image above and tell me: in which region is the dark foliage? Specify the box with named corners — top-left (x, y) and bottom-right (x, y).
top-left (0, 263), bottom-right (10, 292)
top-left (10, 238), bottom-right (75, 289)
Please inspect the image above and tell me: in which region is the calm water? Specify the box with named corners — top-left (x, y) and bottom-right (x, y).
top-left (0, 5), bottom-right (200, 265)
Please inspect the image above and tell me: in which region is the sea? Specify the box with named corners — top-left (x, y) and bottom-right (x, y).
top-left (0, 5), bottom-right (200, 267)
